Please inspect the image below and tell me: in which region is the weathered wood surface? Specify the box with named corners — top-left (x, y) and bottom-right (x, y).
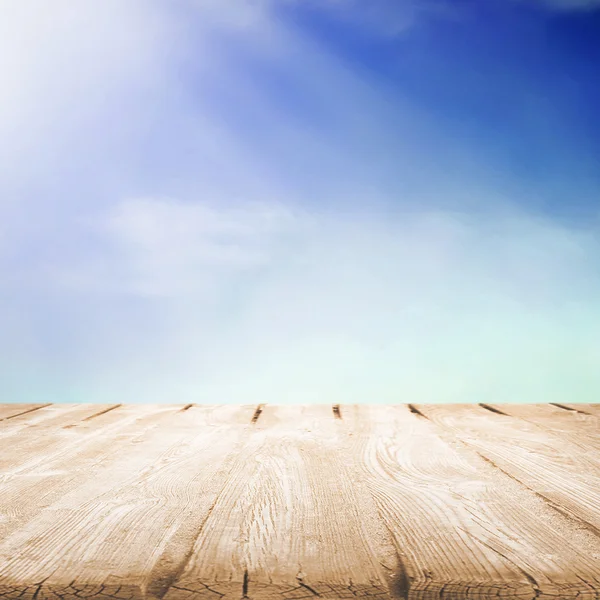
top-left (0, 404), bottom-right (598, 600)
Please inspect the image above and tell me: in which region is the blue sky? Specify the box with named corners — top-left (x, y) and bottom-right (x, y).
top-left (1, 0), bottom-right (600, 404)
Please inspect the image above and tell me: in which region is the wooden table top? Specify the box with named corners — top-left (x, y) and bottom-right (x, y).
top-left (0, 403), bottom-right (598, 600)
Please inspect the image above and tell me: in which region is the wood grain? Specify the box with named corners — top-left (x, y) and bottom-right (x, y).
top-left (487, 403), bottom-right (600, 455)
top-left (0, 403), bottom-right (599, 600)
top-left (416, 404), bottom-right (600, 539)
top-left (340, 404), bottom-right (600, 599)
top-left (565, 403), bottom-right (600, 416)
top-left (0, 404), bottom-right (125, 472)
top-left (0, 404), bottom-right (50, 421)
top-left (0, 405), bottom-right (256, 600)
top-left (0, 404), bottom-right (182, 541)
top-left (163, 405), bottom-right (397, 600)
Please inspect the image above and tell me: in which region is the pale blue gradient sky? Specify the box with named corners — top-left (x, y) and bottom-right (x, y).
top-left (1, 0), bottom-right (599, 403)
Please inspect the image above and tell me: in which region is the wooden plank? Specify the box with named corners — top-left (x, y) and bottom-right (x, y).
top-left (487, 403), bottom-right (600, 454)
top-left (338, 404), bottom-right (600, 599)
top-left (0, 404), bottom-right (54, 428)
top-left (0, 404), bottom-right (183, 542)
top-left (0, 403), bottom-right (86, 439)
top-left (0, 403), bottom-right (179, 484)
top-left (0, 404), bottom-right (125, 472)
top-left (163, 405), bottom-right (397, 600)
top-left (0, 403), bottom-right (135, 438)
top-left (0, 404), bottom-right (50, 421)
top-left (1, 404), bottom-right (599, 600)
top-left (166, 404), bottom-right (600, 600)
top-left (0, 405), bottom-right (256, 600)
top-left (416, 404), bottom-right (600, 539)
top-left (564, 403), bottom-right (600, 416)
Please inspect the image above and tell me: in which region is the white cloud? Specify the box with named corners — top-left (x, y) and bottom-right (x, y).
top-left (75, 197), bottom-right (297, 297)
top-left (1, 0), bottom-right (599, 404)
top-left (36, 195), bottom-right (600, 404)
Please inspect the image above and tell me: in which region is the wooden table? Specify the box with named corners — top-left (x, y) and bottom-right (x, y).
top-left (0, 403), bottom-right (598, 600)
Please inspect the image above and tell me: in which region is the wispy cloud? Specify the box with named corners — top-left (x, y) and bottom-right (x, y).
top-left (62, 198), bottom-right (297, 297)
top-left (1, 0), bottom-right (599, 404)
top-left (36, 195), bottom-right (600, 404)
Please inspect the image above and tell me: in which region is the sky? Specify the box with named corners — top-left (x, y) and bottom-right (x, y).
top-left (1, 0), bottom-right (600, 404)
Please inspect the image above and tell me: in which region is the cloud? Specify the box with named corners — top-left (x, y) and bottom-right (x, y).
top-left (63, 198), bottom-right (298, 297)
top-left (1, 0), bottom-right (599, 404)
top-left (35, 195), bottom-right (600, 404)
